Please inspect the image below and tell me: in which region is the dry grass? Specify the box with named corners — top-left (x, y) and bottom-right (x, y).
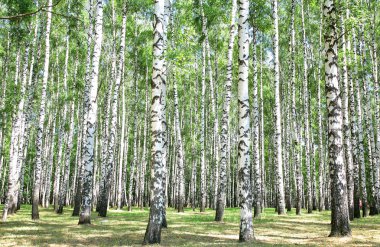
top-left (0, 205), bottom-right (379, 246)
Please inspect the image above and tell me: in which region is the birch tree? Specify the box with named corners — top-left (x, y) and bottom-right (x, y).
top-left (252, 30), bottom-right (261, 218)
top-left (323, 0), bottom-right (351, 237)
top-left (78, 0), bottom-right (104, 225)
top-left (32, 0), bottom-right (52, 220)
top-left (143, 0), bottom-right (166, 243)
top-left (237, 0), bottom-right (254, 242)
top-left (301, 0), bottom-right (312, 214)
top-left (272, 0), bottom-right (285, 215)
top-left (199, 0), bottom-right (207, 213)
top-left (215, 0), bottom-right (236, 222)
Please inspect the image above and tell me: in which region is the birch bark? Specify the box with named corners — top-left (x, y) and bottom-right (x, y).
top-left (323, 0), bottom-right (351, 237)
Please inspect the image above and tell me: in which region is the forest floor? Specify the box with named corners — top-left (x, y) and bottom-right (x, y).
top-left (0, 205), bottom-right (379, 246)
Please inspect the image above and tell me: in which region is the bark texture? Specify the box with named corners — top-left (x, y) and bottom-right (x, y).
top-left (323, 0), bottom-right (351, 237)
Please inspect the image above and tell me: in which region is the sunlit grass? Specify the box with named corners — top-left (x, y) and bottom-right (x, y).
top-left (0, 205), bottom-right (379, 246)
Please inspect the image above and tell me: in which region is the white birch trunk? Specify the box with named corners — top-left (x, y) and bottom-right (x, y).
top-left (301, 0), bottom-right (312, 214)
top-left (252, 31), bottom-right (261, 218)
top-left (199, 0), bottom-right (207, 213)
top-left (238, 0), bottom-right (254, 242)
top-left (143, 0), bottom-right (166, 243)
top-left (323, 0), bottom-right (351, 236)
top-left (32, 0), bottom-right (52, 220)
top-left (78, 0), bottom-right (104, 225)
top-left (2, 44), bottom-right (29, 221)
top-left (215, 0), bottom-right (236, 221)
top-left (272, 0), bottom-right (286, 215)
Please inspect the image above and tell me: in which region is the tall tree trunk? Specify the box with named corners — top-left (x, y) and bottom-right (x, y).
top-left (348, 26), bottom-right (361, 220)
top-left (301, 0), bottom-right (312, 214)
top-left (57, 103), bottom-right (75, 213)
top-left (128, 62), bottom-right (138, 211)
top-left (17, 16), bottom-right (42, 211)
top-left (45, 111), bottom-right (56, 208)
top-left (238, 0), bottom-right (254, 242)
top-left (259, 44), bottom-right (266, 209)
top-left (76, 0), bottom-right (93, 216)
top-left (353, 29), bottom-right (368, 218)
top-left (99, 4), bottom-right (126, 217)
top-left (117, 11), bottom-right (128, 209)
top-left (323, 0), bottom-right (351, 237)
top-left (191, 61), bottom-right (199, 211)
top-left (215, 0), bottom-right (236, 221)
top-left (173, 75), bottom-right (185, 213)
top-left (359, 26), bottom-right (375, 217)
top-left (143, 0), bottom-right (166, 243)
top-left (139, 66), bottom-right (149, 209)
top-left (160, 0), bottom-right (171, 228)
top-left (284, 100), bottom-right (292, 212)
top-left (317, 36), bottom-right (326, 213)
top-left (272, 0), bottom-right (286, 215)
top-left (203, 17), bottom-right (219, 211)
top-left (32, 0), bottom-right (52, 220)
top-left (341, 10), bottom-right (354, 219)
top-left (72, 0), bottom-right (96, 216)
top-left (290, 0), bottom-right (301, 215)
top-left (56, 30), bottom-right (72, 214)
top-left (97, 65), bottom-right (112, 213)
top-left (72, 100), bottom-right (85, 216)
top-left (199, 0), bottom-right (207, 213)
top-left (252, 31), bottom-right (262, 218)
top-left (78, 0), bottom-right (104, 225)
top-left (2, 43), bottom-right (29, 221)
top-left (14, 46), bottom-right (28, 211)
top-left (0, 33), bottom-right (10, 178)
top-left (370, 6), bottom-right (380, 214)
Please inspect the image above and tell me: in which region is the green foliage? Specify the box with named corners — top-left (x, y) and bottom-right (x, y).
top-left (250, 0), bottom-right (271, 32)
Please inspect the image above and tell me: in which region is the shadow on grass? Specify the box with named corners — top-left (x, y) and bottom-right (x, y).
top-left (1, 205), bottom-right (380, 246)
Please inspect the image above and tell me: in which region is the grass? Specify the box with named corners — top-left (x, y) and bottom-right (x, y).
top-left (0, 205), bottom-right (380, 246)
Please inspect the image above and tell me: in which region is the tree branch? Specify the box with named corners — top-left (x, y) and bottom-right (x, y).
top-left (0, 0), bottom-right (62, 20)
top-left (42, 10), bottom-right (84, 23)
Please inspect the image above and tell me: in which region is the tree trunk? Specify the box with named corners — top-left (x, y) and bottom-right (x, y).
top-left (128, 65), bottom-right (138, 212)
top-left (359, 26), bottom-right (375, 217)
top-left (289, 0), bottom-right (301, 215)
top-left (259, 44), bottom-right (266, 210)
top-left (78, 0), bottom-right (104, 225)
top-left (117, 11), bottom-right (128, 209)
top-left (341, 9), bottom-right (354, 220)
top-left (353, 29), bottom-right (368, 218)
top-left (99, 4), bottom-right (126, 217)
top-left (237, 0), bottom-right (254, 242)
top-left (57, 103), bottom-right (75, 213)
top-left (2, 43), bottom-right (29, 221)
top-left (172, 74), bottom-right (185, 213)
top-left (57, 31), bottom-right (72, 214)
top-left (143, 0), bottom-right (166, 243)
top-left (215, 0), bottom-right (236, 222)
top-left (348, 26), bottom-right (361, 219)
top-left (199, 0), bottom-right (207, 213)
top-left (160, 0), bottom-right (171, 228)
top-left (32, 0), bottom-right (52, 220)
top-left (370, 7), bottom-right (380, 214)
top-left (252, 31), bottom-right (262, 218)
top-left (323, 0), bottom-right (351, 237)
top-left (301, 0), bottom-right (312, 214)
top-left (138, 66), bottom-right (149, 210)
top-left (272, 0), bottom-right (286, 215)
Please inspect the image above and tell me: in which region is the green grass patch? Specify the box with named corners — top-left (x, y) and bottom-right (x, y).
top-left (0, 205), bottom-right (379, 246)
